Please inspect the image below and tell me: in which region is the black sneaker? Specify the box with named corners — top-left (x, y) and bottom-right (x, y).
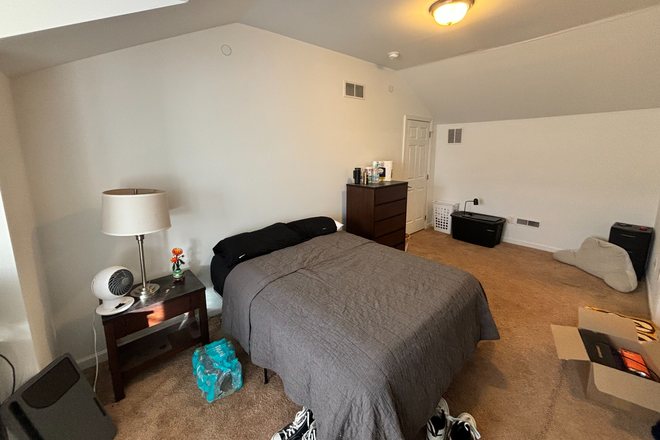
top-left (448, 413), bottom-right (480, 440)
top-left (427, 414), bottom-right (446, 440)
top-left (301, 421), bottom-right (317, 440)
top-left (427, 397), bottom-right (450, 440)
top-left (271, 407), bottom-right (314, 440)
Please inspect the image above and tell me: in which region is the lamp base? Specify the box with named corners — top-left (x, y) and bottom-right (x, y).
top-left (131, 283), bottom-right (160, 298)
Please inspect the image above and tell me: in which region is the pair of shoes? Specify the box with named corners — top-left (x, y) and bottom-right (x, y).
top-left (427, 398), bottom-right (480, 440)
top-left (271, 408), bottom-right (315, 440)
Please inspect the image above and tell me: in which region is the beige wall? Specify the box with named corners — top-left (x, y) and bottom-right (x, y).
top-left (0, 71), bottom-right (56, 399)
top-left (648, 197), bottom-right (660, 325)
top-left (433, 109), bottom-right (660, 253)
top-left (0, 192), bottom-right (39, 401)
top-left (10, 23), bottom-right (431, 364)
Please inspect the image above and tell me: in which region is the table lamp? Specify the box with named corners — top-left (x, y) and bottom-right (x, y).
top-left (101, 189), bottom-right (171, 297)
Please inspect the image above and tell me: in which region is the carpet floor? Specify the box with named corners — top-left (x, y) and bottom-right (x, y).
top-left (85, 229), bottom-right (659, 439)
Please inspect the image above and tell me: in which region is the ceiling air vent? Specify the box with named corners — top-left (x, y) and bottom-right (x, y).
top-left (344, 81), bottom-right (365, 99)
top-left (448, 128), bottom-right (462, 144)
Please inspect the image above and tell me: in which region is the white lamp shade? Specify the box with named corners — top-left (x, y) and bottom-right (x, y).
top-left (102, 189), bottom-right (171, 236)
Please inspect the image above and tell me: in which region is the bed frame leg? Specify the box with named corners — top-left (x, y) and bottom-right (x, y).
top-left (264, 368), bottom-right (269, 385)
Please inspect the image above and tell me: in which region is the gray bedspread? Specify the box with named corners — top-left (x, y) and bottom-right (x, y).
top-left (221, 231), bottom-right (499, 440)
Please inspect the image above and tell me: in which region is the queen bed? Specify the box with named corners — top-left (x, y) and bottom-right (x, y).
top-left (211, 218), bottom-right (499, 440)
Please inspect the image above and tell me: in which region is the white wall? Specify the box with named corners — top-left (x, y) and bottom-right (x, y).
top-left (0, 71), bottom-right (52, 400)
top-left (648, 198), bottom-right (660, 325)
top-left (10, 23), bottom-right (430, 365)
top-left (0, 73), bottom-right (56, 372)
top-left (0, 193), bottom-right (39, 401)
top-left (434, 109), bottom-right (660, 252)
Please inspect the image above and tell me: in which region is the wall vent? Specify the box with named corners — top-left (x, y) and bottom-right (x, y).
top-left (448, 128), bottom-right (462, 144)
top-left (516, 218), bottom-right (540, 228)
top-left (344, 81), bottom-right (365, 99)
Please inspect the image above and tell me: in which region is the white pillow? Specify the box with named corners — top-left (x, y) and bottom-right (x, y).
top-left (334, 220), bottom-right (344, 231)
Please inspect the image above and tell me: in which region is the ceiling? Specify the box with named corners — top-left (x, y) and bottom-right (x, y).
top-left (1, 0), bottom-right (660, 77)
top-left (399, 5), bottom-right (660, 123)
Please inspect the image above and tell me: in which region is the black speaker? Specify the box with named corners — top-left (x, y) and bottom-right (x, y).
top-left (609, 222), bottom-right (654, 280)
top-left (0, 354), bottom-right (116, 440)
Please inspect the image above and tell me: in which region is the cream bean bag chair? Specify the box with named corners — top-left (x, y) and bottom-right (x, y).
top-left (553, 237), bottom-right (637, 293)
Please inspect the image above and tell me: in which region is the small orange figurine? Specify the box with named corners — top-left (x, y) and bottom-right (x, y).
top-left (171, 247), bottom-right (185, 282)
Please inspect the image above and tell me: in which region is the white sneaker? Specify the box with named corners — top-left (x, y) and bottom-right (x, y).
top-left (448, 412), bottom-right (480, 440)
top-left (436, 398), bottom-right (450, 420)
top-left (427, 398), bottom-right (451, 440)
top-left (271, 408), bottom-right (313, 440)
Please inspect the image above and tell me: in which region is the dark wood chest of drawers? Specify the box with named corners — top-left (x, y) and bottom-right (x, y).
top-left (346, 181), bottom-right (408, 250)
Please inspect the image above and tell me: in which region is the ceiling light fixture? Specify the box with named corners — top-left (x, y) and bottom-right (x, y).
top-left (429, 0), bottom-right (474, 26)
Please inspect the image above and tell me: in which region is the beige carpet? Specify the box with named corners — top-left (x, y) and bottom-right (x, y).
top-left (86, 229), bottom-right (659, 439)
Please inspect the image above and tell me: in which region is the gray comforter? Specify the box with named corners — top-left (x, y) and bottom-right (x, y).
top-left (221, 231), bottom-right (499, 440)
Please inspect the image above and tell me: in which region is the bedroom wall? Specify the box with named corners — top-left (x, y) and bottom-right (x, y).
top-left (0, 193), bottom-right (39, 401)
top-left (433, 109), bottom-right (660, 253)
top-left (648, 197), bottom-right (660, 325)
top-left (0, 71), bottom-right (55, 399)
top-left (10, 23), bottom-right (430, 365)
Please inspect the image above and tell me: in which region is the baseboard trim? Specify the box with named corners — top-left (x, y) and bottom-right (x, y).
top-left (502, 237), bottom-right (561, 253)
top-left (77, 349), bottom-right (108, 370)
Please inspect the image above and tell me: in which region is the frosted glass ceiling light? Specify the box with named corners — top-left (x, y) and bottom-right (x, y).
top-left (429, 0), bottom-right (474, 26)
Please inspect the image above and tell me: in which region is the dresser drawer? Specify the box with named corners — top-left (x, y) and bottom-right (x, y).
top-left (375, 184), bottom-right (407, 205)
top-left (375, 228), bottom-right (405, 247)
top-left (374, 199), bottom-right (407, 221)
top-left (374, 214), bottom-right (406, 238)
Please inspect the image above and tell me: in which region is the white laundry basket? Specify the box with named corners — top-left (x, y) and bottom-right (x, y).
top-left (433, 200), bottom-right (459, 234)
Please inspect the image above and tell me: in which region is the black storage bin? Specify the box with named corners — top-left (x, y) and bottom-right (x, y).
top-left (451, 211), bottom-right (506, 248)
top-left (608, 222), bottom-right (654, 280)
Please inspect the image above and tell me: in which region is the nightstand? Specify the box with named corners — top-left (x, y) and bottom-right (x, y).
top-left (101, 270), bottom-right (210, 402)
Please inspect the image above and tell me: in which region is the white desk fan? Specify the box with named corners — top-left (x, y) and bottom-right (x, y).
top-left (92, 266), bottom-right (135, 315)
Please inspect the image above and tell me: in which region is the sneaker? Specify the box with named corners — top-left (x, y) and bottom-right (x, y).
top-left (427, 398), bottom-right (451, 440)
top-left (301, 421), bottom-right (317, 440)
top-left (271, 408), bottom-right (314, 440)
top-left (448, 413), bottom-right (480, 440)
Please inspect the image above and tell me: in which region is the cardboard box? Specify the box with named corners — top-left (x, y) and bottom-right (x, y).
top-left (551, 307), bottom-right (660, 413)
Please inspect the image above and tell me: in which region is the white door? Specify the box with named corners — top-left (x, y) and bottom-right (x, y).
top-left (403, 118), bottom-right (431, 234)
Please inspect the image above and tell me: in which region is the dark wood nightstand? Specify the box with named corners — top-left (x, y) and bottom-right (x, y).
top-left (101, 270), bottom-right (209, 402)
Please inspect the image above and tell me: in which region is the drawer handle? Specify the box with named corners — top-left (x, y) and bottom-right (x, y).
top-left (620, 234), bottom-right (637, 239)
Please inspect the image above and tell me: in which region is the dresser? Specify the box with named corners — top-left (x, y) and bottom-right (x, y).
top-left (346, 181), bottom-right (408, 250)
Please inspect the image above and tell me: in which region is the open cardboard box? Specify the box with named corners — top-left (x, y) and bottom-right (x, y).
top-left (551, 307), bottom-right (660, 413)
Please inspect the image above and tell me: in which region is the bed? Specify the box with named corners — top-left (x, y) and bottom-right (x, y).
top-left (213, 219), bottom-right (499, 440)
